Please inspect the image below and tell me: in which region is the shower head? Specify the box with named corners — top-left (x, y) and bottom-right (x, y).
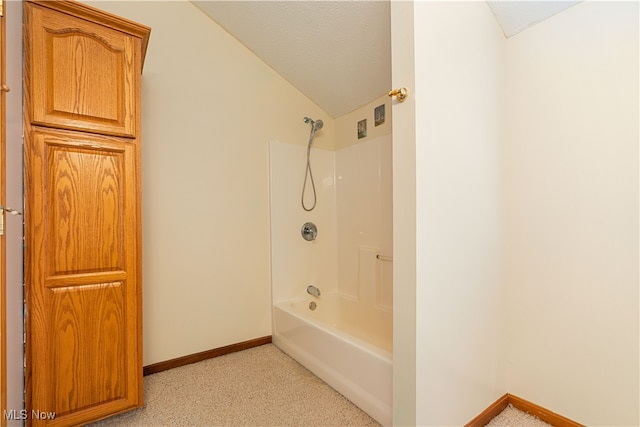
top-left (304, 117), bottom-right (324, 131)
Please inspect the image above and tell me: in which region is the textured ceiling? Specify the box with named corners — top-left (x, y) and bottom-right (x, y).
top-left (191, 1), bottom-right (582, 119)
top-left (487, 1), bottom-right (582, 37)
top-left (192, 1), bottom-right (390, 118)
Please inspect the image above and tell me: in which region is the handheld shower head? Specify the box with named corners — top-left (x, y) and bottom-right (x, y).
top-left (301, 116), bottom-right (322, 212)
top-left (304, 117), bottom-right (324, 131)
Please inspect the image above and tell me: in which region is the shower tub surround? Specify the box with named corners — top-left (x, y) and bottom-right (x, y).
top-left (269, 136), bottom-right (393, 425)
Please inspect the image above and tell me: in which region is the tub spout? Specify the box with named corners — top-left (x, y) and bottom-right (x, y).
top-left (307, 285), bottom-right (321, 297)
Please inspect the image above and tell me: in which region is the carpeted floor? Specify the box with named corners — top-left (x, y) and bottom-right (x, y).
top-left (89, 343), bottom-right (551, 427)
top-left (486, 404), bottom-right (552, 426)
top-left (89, 344), bottom-right (379, 426)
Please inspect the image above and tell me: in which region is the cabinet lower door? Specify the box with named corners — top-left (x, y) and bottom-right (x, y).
top-left (25, 129), bottom-right (142, 427)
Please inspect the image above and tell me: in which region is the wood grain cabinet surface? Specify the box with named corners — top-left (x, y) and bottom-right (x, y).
top-left (26, 1), bottom-right (148, 138)
top-left (23, 2), bottom-right (150, 426)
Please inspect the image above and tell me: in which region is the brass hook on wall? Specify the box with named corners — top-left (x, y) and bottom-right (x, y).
top-left (388, 87), bottom-right (408, 102)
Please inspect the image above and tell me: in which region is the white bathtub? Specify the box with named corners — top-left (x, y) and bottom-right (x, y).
top-left (272, 293), bottom-right (392, 426)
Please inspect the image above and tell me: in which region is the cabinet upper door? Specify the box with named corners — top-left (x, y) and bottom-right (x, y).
top-left (25, 3), bottom-right (141, 137)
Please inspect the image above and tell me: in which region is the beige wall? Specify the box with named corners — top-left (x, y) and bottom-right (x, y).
top-left (505, 2), bottom-right (639, 424)
top-left (411, 2), bottom-right (508, 425)
top-left (390, 1), bottom-right (417, 424)
top-left (5, 0), bottom-right (24, 423)
top-left (335, 93), bottom-right (391, 150)
top-left (83, 0), bottom-right (331, 365)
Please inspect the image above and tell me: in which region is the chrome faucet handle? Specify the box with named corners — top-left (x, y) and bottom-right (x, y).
top-left (306, 285), bottom-right (321, 297)
top-left (301, 222), bottom-right (317, 241)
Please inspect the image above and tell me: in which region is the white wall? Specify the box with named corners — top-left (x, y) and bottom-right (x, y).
top-left (395, 2), bottom-right (639, 424)
top-left (505, 2), bottom-right (639, 425)
top-left (390, 2), bottom-right (417, 424)
top-left (335, 135), bottom-right (392, 307)
top-left (335, 94), bottom-right (393, 307)
top-left (411, 1), bottom-right (508, 425)
top-left (270, 94), bottom-right (393, 309)
top-left (269, 141), bottom-right (338, 303)
top-left (83, 0), bottom-right (331, 365)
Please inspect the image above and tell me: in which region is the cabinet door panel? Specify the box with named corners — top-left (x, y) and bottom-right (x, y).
top-left (49, 281), bottom-right (127, 415)
top-left (47, 142), bottom-right (124, 275)
top-left (26, 4), bottom-right (138, 137)
top-left (25, 129), bottom-right (141, 426)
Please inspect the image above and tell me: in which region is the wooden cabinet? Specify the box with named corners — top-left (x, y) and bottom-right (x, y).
top-left (23, 2), bottom-right (149, 426)
top-left (26, 1), bottom-right (144, 137)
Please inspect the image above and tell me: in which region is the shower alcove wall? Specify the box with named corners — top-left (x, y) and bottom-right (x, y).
top-left (269, 96), bottom-right (393, 425)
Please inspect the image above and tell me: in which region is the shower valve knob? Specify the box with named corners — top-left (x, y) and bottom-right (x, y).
top-left (301, 222), bottom-right (317, 241)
